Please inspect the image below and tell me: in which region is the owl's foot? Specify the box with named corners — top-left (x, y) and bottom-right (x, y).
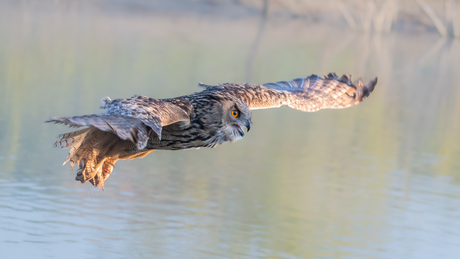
top-left (75, 157), bottom-right (117, 190)
top-left (88, 159), bottom-right (116, 190)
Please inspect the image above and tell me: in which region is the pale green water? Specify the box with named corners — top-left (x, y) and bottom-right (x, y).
top-left (1, 1), bottom-right (460, 259)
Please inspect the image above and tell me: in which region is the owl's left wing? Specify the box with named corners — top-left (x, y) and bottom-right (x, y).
top-left (208, 73), bottom-right (377, 112)
top-left (46, 95), bottom-right (193, 149)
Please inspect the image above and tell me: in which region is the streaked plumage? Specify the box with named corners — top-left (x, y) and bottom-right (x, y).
top-left (46, 73), bottom-right (377, 189)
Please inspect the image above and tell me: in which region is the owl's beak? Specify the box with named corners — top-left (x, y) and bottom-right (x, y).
top-left (236, 126), bottom-right (245, 137)
top-left (245, 121), bottom-right (251, 132)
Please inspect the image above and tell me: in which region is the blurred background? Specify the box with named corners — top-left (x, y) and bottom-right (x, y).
top-left (1, 0), bottom-right (460, 258)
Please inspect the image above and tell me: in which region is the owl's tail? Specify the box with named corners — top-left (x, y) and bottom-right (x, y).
top-left (54, 127), bottom-right (136, 189)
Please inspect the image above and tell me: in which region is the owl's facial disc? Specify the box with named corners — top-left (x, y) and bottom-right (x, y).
top-left (222, 97), bottom-right (252, 142)
top-left (229, 110), bottom-right (251, 138)
top-left (230, 108), bottom-right (251, 136)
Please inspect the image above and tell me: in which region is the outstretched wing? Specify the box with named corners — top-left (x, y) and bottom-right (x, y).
top-left (46, 96), bottom-right (193, 149)
top-left (100, 95), bottom-right (193, 137)
top-left (212, 73), bottom-right (377, 112)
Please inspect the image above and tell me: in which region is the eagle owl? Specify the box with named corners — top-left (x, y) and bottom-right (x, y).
top-left (46, 73), bottom-right (377, 189)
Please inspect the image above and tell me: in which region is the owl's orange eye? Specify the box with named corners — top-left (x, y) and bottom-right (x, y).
top-left (231, 110), bottom-right (239, 118)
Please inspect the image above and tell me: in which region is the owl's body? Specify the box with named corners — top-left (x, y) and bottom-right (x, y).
top-left (47, 73), bottom-right (377, 189)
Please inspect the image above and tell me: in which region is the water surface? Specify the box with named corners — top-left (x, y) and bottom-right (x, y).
top-left (1, 2), bottom-right (460, 258)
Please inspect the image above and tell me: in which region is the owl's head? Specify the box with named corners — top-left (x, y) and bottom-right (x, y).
top-left (221, 95), bottom-right (252, 142)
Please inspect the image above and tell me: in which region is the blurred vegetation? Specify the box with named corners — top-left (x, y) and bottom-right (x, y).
top-left (232, 0), bottom-right (460, 37)
top-left (0, 1), bottom-right (459, 258)
top-left (6, 0), bottom-right (460, 36)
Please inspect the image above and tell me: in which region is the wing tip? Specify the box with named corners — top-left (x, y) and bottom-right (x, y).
top-left (44, 116), bottom-right (83, 128)
top-left (367, 77), bottom-right (378, 92)
top-left (44, 116), bottom-right (59, 124)
top-left (356, 76), bottom-right (378, 102)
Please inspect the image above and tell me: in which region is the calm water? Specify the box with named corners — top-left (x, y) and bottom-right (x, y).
top-left (1, 1), bottom-right (460, 259)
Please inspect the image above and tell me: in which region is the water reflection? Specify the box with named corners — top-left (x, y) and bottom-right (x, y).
top-left (1, 1), bottom-right (460, 259)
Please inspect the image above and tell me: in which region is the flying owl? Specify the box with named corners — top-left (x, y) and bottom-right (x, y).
top-left (46, 73), bottom-right (377, 189)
